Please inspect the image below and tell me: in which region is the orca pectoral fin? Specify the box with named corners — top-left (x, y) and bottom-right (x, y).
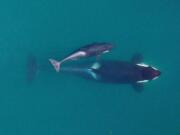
top-left (87, 69), bottom-right (100, 80)
top-left (132, 83), bottom-right (144, 93)
top-left (131, 53), bottom-right (143, 64)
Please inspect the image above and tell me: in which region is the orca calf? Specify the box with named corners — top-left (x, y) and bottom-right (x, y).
top-left (61, 54), bottom-right (161, 92)
top-left (49, 42), bottom-right (113, 72)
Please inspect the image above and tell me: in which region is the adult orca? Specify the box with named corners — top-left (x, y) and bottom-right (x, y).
top-left (61, 54), bottom-right (161, 92)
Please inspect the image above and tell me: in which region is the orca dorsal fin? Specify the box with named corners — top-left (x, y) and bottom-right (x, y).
top-left (132, 83), bottom-right (144, 93)
top-left (131, 53), bottom-right (143, 64)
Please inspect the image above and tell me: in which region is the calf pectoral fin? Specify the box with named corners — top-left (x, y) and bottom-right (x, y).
top-left (132, 83), bottom-right (144, 93)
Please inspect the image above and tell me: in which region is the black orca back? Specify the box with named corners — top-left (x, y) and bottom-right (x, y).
top-left (93, 61), bottom-right (143, 83)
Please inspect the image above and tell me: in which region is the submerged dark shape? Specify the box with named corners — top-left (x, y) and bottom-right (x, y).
top-left (92, 61), bottom-right (161, 82)
top-left (61, 54), bottom-right (161, 92)
top-left (49, 42), bottom-right (113, 72)
top-left (27, 54), bottom-right (38, 83)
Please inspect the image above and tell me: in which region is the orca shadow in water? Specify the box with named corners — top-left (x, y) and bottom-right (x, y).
top-left (60, 53), bottom-right (161, 92)
top-left (26, 53), bottom-right (57, 83)
top-left (26, 54), bottom-right (38, 83)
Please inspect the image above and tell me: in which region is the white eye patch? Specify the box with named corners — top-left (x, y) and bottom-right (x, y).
top-left (152, 66), bottom-right (158, 70)
top-left (136, 63), bottom-right (149, 67)
top-left (137, 80), bottom-right (149, 83)
top-left (152, 76), bottom-right (159, 80)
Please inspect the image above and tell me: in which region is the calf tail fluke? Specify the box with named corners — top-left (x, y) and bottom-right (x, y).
top-left (49, 59), bottom-right (61, 72)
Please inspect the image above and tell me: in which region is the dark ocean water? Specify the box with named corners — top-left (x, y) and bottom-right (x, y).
top-left (0, 0), bottom-right (180, 135)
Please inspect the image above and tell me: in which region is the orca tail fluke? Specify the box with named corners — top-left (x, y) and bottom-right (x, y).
top-left (49, 59), bottom-right (61, 72)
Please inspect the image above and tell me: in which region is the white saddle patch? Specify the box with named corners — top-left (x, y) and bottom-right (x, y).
top-left (91, 62), bottom-right (101, 70)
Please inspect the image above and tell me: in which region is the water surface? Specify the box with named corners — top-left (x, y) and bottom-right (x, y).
top-left (0, 0), bottom-right (179, 135)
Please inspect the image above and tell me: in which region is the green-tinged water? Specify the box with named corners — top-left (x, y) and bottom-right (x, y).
top-left (0, 0), bottom-right (179, 135)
